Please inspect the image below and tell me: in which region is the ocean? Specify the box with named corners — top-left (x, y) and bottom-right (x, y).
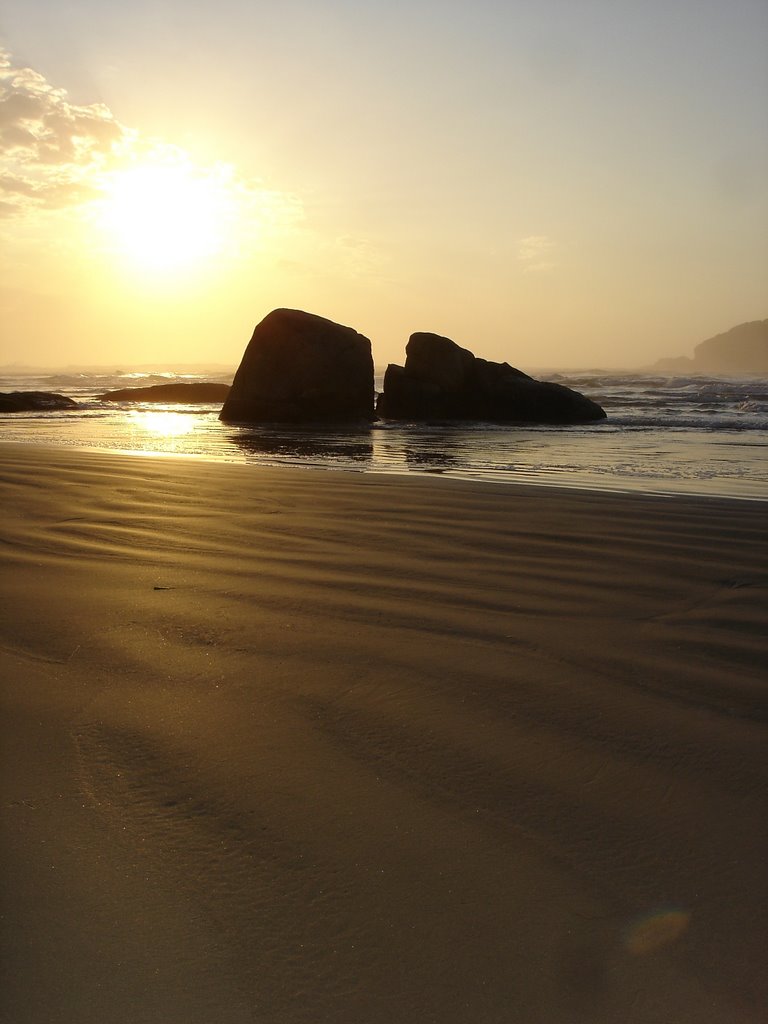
top-left (1, 368), bottom-right (767, 500)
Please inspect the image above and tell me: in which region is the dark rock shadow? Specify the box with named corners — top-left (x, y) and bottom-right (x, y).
top-left (227, 426), bottom-right (375, 467)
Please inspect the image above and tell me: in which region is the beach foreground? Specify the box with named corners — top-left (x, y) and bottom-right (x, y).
top-left (0, 444), bottom-right (765, 1023)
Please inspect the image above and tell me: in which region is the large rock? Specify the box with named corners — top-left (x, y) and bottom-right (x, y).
top-left (220, 309), bottom-right (375, 424)
top-left (98, 382), bottom-right (230, 403)
top-left (0, 391), bottom-right (79, 412)
top-left (377, 333), bottom-right (606, 424)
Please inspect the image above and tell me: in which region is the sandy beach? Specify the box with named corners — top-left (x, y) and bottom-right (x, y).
top-left (0, 442), bottom-right (765, 1023)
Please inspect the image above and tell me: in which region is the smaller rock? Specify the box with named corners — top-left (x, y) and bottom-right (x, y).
top-left (0, 391), bottom-right (79, 413)
top-left (377, 333), bottom-right (606, 424)
top-left (98, 382), bottom-right (231, 403)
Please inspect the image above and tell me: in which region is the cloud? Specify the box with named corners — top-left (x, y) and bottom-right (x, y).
top-left (0, 47), bottom-right (304, 254)
top-left (0, 48), bottom-right (391, 287)
top-left (517, 234), bottom-right (557, 272)
top-left (0, 48), bottom-right (124, 215)
top-left (326, 234), bottom-right (388, 277)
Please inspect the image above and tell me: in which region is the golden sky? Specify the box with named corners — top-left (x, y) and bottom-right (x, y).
top-left (1, 1), bottom-right (767, 370)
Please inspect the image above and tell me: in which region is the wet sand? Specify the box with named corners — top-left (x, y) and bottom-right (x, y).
top-left (0, 443), bottom-right (766, 1023)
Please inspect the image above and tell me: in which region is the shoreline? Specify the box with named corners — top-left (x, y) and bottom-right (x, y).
top-left (1, 443), bottom-right (766, 1022)
top-left (2, 435), bottom-right (767, 503)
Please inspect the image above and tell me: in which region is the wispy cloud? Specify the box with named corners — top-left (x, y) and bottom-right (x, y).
top-left (517, 234), bottom-right (557, 272)
top-left (0, 48), bottom-right (124, 216)
top-left (327, 234), bottom-right (388, 277)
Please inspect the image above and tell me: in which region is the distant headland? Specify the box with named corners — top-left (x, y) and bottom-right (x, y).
top-left (653, 320), bottom-right (768, 376)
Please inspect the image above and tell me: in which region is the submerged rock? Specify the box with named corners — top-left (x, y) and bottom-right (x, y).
top-left (377, 333), bottom-right (606, 424)
top-left (220, 308), bottom-right (375, 424)
top-left (98, 382), bottom-right (230, 403)
top-left (0, 391), bottom-right (79, 412)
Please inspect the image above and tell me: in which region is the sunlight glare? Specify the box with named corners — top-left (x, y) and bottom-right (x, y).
top-left (131, 410), bottom-right (198, 437)
top-left (97, 154), bottom-right (237, 274)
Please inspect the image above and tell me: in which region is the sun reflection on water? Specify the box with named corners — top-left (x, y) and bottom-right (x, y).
top-left (130, 410), bottom-right (198, 438)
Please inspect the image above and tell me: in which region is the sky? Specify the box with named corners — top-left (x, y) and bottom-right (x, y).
top-left (1, 0), bottom-right (766, 371)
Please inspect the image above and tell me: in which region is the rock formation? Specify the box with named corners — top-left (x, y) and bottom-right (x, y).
top-left (0, 391), bottom-right (79, 412)
top-left (654, 320), bottom-right (768, 376)
top-left (220, 309), bottom-right (375, 424)
top-left (377, 333), bottom-right (606, 424)
top-left (98, 383), bottom-right (230, 403)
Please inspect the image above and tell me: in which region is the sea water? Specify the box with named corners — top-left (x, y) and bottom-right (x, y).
top-left (1, 369), bottom-right (766, 500)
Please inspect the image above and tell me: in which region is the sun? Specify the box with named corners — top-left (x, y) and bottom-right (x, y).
top-left (96, 153), bottom-right (237, 275)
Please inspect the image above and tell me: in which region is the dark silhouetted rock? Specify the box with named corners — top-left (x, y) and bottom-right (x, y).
top-left (220, 309), bottom-right (375, 424)
top-left (0, 391), bottom-right (79, 412)
top-left (377, 333), bottom-right (606, 424)
top-left (98, 382), bottom-right (231, 403)
top-left (653, 320), bottom-right (768, 376)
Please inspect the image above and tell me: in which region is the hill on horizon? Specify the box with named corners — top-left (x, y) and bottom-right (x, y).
top-left (654, 320), bottom-right (768, 376)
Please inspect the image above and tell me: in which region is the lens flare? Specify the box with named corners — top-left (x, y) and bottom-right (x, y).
top-left (625, 909), bottom-right (691, 955)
